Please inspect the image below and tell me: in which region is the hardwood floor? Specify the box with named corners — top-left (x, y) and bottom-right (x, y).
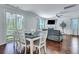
top-left (0, 35), bottom-right (79, 54)
top-left (47, 40), bottom-right (62, 54)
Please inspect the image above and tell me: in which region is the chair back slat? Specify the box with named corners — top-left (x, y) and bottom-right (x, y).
top-left (39, 30), bottom-right (48, 44)
top-left (17, 30), bottom-right (26, 44)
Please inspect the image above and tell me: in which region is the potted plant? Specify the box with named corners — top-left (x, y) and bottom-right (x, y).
top-left (60, 21), bottom-right (66, 34)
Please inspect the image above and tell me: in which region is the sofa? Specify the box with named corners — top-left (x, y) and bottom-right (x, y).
top-left (47, 28), bottom-right (63, 42)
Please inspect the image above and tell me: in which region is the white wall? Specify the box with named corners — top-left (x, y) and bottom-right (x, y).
top-left (1, 4), bottom-right (79, 45)
top-left (23, 11), bottom-right (38, 32)
top-left (56, 11), bottom-right (79, 35)
top-left (0, 7), bottom-right (6, 45)
top-left (0, 5), bottom-right (38, 45)
top-left (56, 17), bottom-right (72, 35)
top-left (46, 11), bottom-right (79, 35)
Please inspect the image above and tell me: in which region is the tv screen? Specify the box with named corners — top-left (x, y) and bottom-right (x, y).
top-left (48, 20), bottom-right (55, 24)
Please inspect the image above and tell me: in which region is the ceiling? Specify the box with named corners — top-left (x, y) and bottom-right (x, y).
top-left (11, 4), bottom-right (79, 18)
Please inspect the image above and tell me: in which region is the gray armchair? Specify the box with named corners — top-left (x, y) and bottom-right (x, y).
top-left (47, 28), bottom-right (63, 42)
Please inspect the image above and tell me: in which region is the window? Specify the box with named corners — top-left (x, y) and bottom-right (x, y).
top-left (38, 18), bottom-right (45, 29)
top-left (6, 12), bottom-right (24, 31)
top-left (17, 15), bottom-right (24, 30)
top-left (6, 12), bottom-right (16, 31)
top-left (71, 18), bottom-right (78, 35)
top-left (6, 12), bottom-right (24, 42)
top-left (71, 18), bottom-right (78, 30)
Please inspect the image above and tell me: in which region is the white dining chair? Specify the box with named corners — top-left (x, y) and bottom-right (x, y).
top-left (15, 30), bottom-right (30, 54)
top-left (34, 29), bottom-right (48, 54)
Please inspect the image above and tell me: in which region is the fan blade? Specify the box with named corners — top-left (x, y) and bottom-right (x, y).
top-left (64, 4), bottom-right (77, 9)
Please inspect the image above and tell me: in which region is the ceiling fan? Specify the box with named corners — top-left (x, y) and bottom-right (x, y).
top-left (56, 13), bottom-right (63, 18)
top-left (64, 4), bottom-right (77, 9)
top-left (56, 4), bottom-right (77, 18)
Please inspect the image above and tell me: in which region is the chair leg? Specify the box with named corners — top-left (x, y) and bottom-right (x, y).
top-left (44, 46), bottom-right (47, 54)
top-left (39, 48), bottom-right (41, 54)
top-left (20, 44), bottom-right (22, 53)
top-left (36, 47), bottom-right (38, 54)
top-left (20, 49), bottom-right (22, 53)
top-left (25, 47), bottom-right (26, 54)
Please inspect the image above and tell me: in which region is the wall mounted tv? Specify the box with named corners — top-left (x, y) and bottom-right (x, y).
top-left (48, 20), bottom-right (55, 24)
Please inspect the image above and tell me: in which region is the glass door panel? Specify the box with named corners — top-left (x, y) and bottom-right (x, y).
top-left (6, 12), bottom-right (24, 42)
top-left (71, 18), bottom-right (78, 35)
top-left (6, 12), bottom-right (16, 42)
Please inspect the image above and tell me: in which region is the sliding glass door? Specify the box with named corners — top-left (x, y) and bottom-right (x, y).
top-left (71, 18), bottom-right (79, 35)
top-left (6, 12), bottom-right (16, 42)
top-left (17, 15), bottom-right (23, 30)
top-left (6, 12), bottom-right (23, 42)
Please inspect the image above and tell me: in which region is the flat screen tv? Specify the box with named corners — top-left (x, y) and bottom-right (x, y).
top-left (48, 20), bottom-right (55, 24)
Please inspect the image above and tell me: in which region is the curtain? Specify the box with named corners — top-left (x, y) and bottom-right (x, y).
top-left (37, 18), bottom-right (45, 30)
top-left (71, 18), bottom-right (78, 35)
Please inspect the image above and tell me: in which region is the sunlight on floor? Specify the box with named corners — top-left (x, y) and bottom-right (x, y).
top-left (71, 37), bottom-right (78, 54)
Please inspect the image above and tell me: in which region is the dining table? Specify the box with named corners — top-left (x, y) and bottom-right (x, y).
top-left (25, 33), bottom-right (41, 54)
